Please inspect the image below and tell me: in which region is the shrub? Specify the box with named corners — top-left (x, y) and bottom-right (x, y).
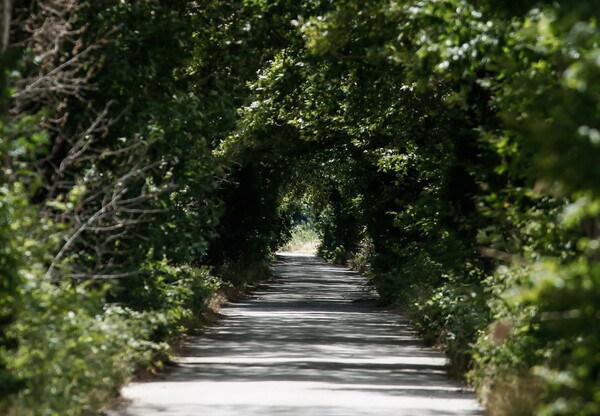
top-left (2, 262), bottom-right (222, 416)
top-left (412, 282), bottom-right (490, 375)
top-left (4, 279), bottom-right (135, 416)
top-left (471, 257), bottom-right (600, 416)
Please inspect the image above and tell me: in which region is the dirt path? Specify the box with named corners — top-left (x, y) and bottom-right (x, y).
top-left (109, 253), bottom-right (483, 416)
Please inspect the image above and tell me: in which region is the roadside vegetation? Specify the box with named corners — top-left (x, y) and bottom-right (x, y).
top-left (279, 224), bottom-right (320, 255)
top-left (1, 1), bottom-right (599, 415)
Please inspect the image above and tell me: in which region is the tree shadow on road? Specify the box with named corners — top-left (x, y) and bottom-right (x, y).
top-left (114, 255), bottom-right (483, 416)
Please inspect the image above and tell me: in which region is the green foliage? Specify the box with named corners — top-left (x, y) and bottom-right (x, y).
top-left (5, 281), bottom-right (134, 416)
top-left (0, 109), bottom-right (59, 402)
top-left (4, 0), bottom-right (600, 415)
top-left (114, 261), bottom-right (221, 340)
top-left (2, 1), bottom-right (226, 414)
top-left (316, 199), bottom-right (361, 264)
top-left (225, 0), bottom-right (600, 414)
top-left (0, 185), bottom-right (32, 399)
top-left (413, 283), bottom-right (489, 375)
top-left (472, 257), bottom-right (600, 415)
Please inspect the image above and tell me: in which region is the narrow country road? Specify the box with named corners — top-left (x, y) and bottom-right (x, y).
top-left (109, 254), bottom-right (483, 416)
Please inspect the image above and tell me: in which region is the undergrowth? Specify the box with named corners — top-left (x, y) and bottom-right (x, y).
top-left (280, 223), bottom-right (320, 254)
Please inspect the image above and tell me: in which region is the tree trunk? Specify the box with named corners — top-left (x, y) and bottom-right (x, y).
top-left (1, 0), bottom-right (10, 52)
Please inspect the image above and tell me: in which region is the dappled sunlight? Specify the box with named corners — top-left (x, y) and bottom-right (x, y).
top-left (111, 255), bottom-right (482, 416)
